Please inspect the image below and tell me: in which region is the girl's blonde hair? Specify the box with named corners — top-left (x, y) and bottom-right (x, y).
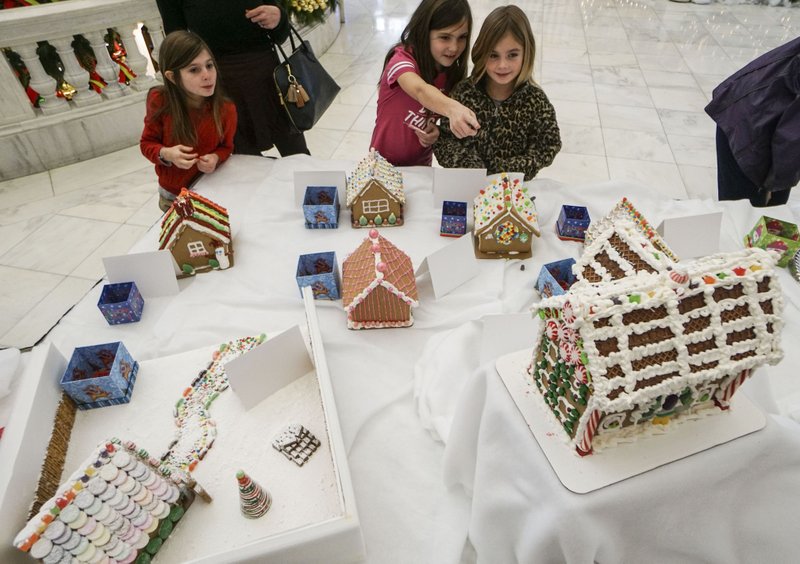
top-left (154, 30), bottom-right (226, 145)
top-left (383, 0), bottom-right (472, 92)
top-left (470, 5), bottom-right (536, 89)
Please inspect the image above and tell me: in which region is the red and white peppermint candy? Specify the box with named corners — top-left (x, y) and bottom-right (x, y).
top-left (562, 326), bottom-right (577, 345)
top-left (545, 319), bottom-right (560, 341)
top-left (563, 301), bottom-right (577, 324)
top-left (669, 269), bottom-right (689, 285)
top-left (574, 363), bottom-right (588, 384)
top-left (560, 341), bottom-right (578, 364)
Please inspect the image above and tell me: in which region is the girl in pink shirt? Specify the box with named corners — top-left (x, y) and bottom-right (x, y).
top-left (370, 0), bottom-right (480, 167)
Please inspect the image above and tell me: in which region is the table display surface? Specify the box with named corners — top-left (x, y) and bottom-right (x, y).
top-left (2, 153), bottom-right (800, 563)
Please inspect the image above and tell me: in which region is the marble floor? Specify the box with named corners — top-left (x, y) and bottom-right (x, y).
top-left (1, 0), bottom-right (799, 349)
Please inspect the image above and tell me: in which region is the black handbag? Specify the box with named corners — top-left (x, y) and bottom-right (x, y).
top-left (272, 23), bottom-right (340, 132)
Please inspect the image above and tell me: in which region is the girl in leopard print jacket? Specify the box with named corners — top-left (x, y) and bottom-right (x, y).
top-left (434, 5), bottom-right (561, 181)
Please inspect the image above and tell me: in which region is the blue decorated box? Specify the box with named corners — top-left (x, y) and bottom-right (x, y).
top-left (60, 341), bottom-right (139, 410)
top-left (556, 205), bottom-right (591, 242)
top-left (536, 258), bottom-right (577, 298)
top-left (97, 281), bottom-right (144, 325)
top-left (296, 251), bottom-right (341, 300)
top-left (440, 200), bottom-right (467, 237)
top-left (303, 186), bottom-right (339, 229)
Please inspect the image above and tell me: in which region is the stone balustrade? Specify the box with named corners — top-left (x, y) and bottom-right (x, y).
top-left (0, 0), bottom-right (342, 182)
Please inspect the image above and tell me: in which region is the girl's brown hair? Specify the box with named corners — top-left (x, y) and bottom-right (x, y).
top-left (154, 30), bottom-right (226, 145)
top-left (470, 5), bottom-right (536, 89)
top-left (382, 0), bottom-right (472, 92)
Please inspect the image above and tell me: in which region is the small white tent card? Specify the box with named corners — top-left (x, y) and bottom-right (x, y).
top-left (415, 234), bottom-right (479, 300)
top-left (225, 325), bottom-right (314, 410)
top-left (103, 250), bottom-right (179, 298)
top-left (657, 212), bottom-right (722, 260)
top-left (433, 167), bottom-right (487, 210)
top-left (294, 170), bottom-right (347, 207)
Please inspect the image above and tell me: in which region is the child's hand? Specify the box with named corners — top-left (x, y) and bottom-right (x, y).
top-left (413, 121), bottom-right (439, 148)
top-left (162, 145), bottom-right (198, 169)
top-left (196, 153), bottom-right (220, 174)
top-left (448, 103), bottom-right (480, 139)
top-left (245, 5), bottom-right (281, 29)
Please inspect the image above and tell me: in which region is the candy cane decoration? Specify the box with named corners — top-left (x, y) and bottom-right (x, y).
top-left (714, 368), bottom-right (751, 410)
top-left (576, 409), bottom-right (601, 456)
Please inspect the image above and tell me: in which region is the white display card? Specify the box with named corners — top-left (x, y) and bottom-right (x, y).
top-left (479, 313), bottom-right (537, 365)
top-left (294, 170), bottom-right (347, 207)
top-left (657, 212), bottom-right (723, 259)
top-left (496, 348), bottom-right (766, 494)
top-left (225, 324), bottom-right (314, 410)
top-left (102, 250), bottom-right (180, 298)
top-left (433, 167), bottom-right (486, 210)
top-left (415, 234), bottom-right (479, 300)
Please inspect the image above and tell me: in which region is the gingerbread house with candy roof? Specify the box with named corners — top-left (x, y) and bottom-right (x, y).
top-left (576, 198), bottom-right (679, 283)
top-left (528, 221), bottom-right (783, 456)
top-left (342, 229), bottom-right (418, 329)
top-left (346, 149), bottom-right (404, 228)
top-left (159, 188), bottom-right (233, 278)
top-left (473, 174), bottom-right (540, 259)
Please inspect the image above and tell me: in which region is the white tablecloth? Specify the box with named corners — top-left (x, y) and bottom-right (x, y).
top-left (12, 154), bottom-right (800, 563)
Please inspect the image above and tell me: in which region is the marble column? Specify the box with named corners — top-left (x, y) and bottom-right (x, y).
top-left (13, 43), bottom-right (70, 115)
top-left (121, 23), bottom-right (157, 92)
top-left (50, 36), bottom-right (102, 107)
top-left (143, 18), bottom-right (165, 75)
top-left (84, 29), bottom-right (129, 99)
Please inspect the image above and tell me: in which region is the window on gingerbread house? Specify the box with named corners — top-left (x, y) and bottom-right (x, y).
top-left (362, 199), bottom-right (389, 214)
top-left (187, 241), bottom-right (208, 257)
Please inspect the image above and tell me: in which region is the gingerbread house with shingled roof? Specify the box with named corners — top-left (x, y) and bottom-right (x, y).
top-left (342, 229), bottom-right (418, 329)
top-left (159, 188), bottom-right (233, 278)
top-left (528, 207), bottom-right (783, 457)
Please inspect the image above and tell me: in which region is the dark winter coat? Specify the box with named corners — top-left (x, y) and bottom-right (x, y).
top-left (705, 37), bottom-right (800, 192)
top-left (434, 79), bottom-right (561, 181)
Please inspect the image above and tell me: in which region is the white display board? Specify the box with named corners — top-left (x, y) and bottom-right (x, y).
top-left (495, 348), bottom-right (766, 494)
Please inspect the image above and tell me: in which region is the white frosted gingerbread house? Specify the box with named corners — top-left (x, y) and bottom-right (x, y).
top-left (346, 149), bottom-right (404, 228)
top-left (342, 229), bottom-right (418, 329)
top-left (159, 188), bottom-right (233, 278)
top-left (576, 197), bottom-right (679, 283)
top-left (529, 208), bottom-right (783, 456)
top-left (473, 174), bottom-right (540, 258)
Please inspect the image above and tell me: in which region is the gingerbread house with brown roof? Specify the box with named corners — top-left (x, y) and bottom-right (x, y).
top-left (342, 229), bottom-right (418, 329)
top-left (347, 149), bottom-right (404, 228)
top-left (473, 174), bottom-right (540, 259)
top-left (529, 224), bottom-right (783, 456)
top-left (159, 188), bottom-right (233, 278)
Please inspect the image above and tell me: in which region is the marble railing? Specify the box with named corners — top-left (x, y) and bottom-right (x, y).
top-left (0, 0), bottom-right (343, 182)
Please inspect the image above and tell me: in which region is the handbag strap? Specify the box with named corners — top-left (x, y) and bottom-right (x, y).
top-left (272, 22), bottom-right (305, 64)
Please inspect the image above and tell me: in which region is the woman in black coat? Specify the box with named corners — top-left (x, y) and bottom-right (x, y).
top-left (705, 37), bottom-right (800, 207)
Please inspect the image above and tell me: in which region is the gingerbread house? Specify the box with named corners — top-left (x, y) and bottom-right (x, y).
top-left (346, 149), bottom-right (404, 228)
top-left (577, 198), bottom-right (678, 283)
top-left (473, 174), bottom-right (540, 258)
top-left (529, 241), bottom-right (783, 456)
top-left (342, 229), bottom-right (418, 329)
top-left (159, 188), bottom-right (233, 278)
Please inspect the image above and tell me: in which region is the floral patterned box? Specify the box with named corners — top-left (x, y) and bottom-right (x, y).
top-left (744, 215), bottom-right (800, 267)
top-left (556, 205), bottom-right (591, 242)
top-left (296, 251), bottom-right (341, 300)
top-left (97, 281), bottom-right (144, 325)
top-left (536, 258), bottom-right (577, 298)
top-left (60, 341), bottom-right (138, 409)
top-left (303, 186), bottom-right (339, 229)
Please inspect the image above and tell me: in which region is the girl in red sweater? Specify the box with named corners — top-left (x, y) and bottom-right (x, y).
top-left (140, 31), bottom-right (237, 211)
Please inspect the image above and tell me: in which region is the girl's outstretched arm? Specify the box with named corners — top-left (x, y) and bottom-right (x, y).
top-left (397, 72), bottom-right (480, 138)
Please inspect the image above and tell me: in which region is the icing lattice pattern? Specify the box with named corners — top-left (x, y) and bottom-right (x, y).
top-left (272, 424), bottom-right (321, 466)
